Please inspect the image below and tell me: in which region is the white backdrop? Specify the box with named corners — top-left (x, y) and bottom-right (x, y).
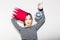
top-left (0, 0), bottom-right (60, 40)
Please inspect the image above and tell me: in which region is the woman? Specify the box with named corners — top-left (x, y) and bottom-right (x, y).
top-left (11, 3), bottom-right (45, 40)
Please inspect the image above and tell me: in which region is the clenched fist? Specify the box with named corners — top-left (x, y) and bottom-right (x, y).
top-left (38, 3), bottom-right (43, 9)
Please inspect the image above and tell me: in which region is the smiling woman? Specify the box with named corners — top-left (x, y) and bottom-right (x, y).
top-left (24, 13), bottom-right (33, 27)
top-left (11, 3), bottom-right (45, 40)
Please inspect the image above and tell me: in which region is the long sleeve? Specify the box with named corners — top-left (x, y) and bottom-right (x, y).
top-left (33, 8), bottom-right (45, 31)
top-left (11, 18), bottom-right (23, 31)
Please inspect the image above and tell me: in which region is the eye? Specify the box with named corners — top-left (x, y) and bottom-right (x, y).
top-left (29, 18), bottom-right (32, 20)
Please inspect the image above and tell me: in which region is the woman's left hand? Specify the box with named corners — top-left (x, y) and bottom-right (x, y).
top-left (38, 3), bottom-right (43, 9)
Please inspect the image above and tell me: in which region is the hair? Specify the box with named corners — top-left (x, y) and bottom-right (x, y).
top-left (24, 13), bottom-right (33, 26)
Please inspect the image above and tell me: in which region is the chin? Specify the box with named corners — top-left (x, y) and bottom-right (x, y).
top-left (27, 25), bottom-right (30, 26)
top-left (26, 24), bottom-right (31, 26)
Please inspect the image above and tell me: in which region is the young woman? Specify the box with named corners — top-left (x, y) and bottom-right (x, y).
top-left (11, 3), bottom-right (45, 40)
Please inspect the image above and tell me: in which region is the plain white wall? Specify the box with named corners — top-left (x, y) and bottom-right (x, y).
top-left (0, 0), bottom-right (60, 40)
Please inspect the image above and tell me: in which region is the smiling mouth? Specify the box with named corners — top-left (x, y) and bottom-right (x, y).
top-left (27, 23), bottom-right (30, 24)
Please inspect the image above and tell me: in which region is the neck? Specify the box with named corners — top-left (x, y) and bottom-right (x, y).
top-left (25, 25), bottom-right (32, 28)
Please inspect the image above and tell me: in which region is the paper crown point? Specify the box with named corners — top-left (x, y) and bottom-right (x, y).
top-left (13, 8), bottom-right (28, 21)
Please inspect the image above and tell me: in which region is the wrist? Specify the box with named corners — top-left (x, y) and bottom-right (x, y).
top-left (38, 8), bottom-right (43, 11)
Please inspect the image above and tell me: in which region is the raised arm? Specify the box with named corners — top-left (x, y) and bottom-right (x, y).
top-left (33, 3), bottom-right (45, 31)
top-left (11, 18), bottom-right (23, 31)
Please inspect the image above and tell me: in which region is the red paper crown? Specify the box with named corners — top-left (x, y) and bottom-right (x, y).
top-left (13, 8), bottom-right (28, 21)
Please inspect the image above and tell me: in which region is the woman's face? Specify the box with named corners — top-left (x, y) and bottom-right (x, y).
top-left (24, 15), bottom-right (33, 27)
